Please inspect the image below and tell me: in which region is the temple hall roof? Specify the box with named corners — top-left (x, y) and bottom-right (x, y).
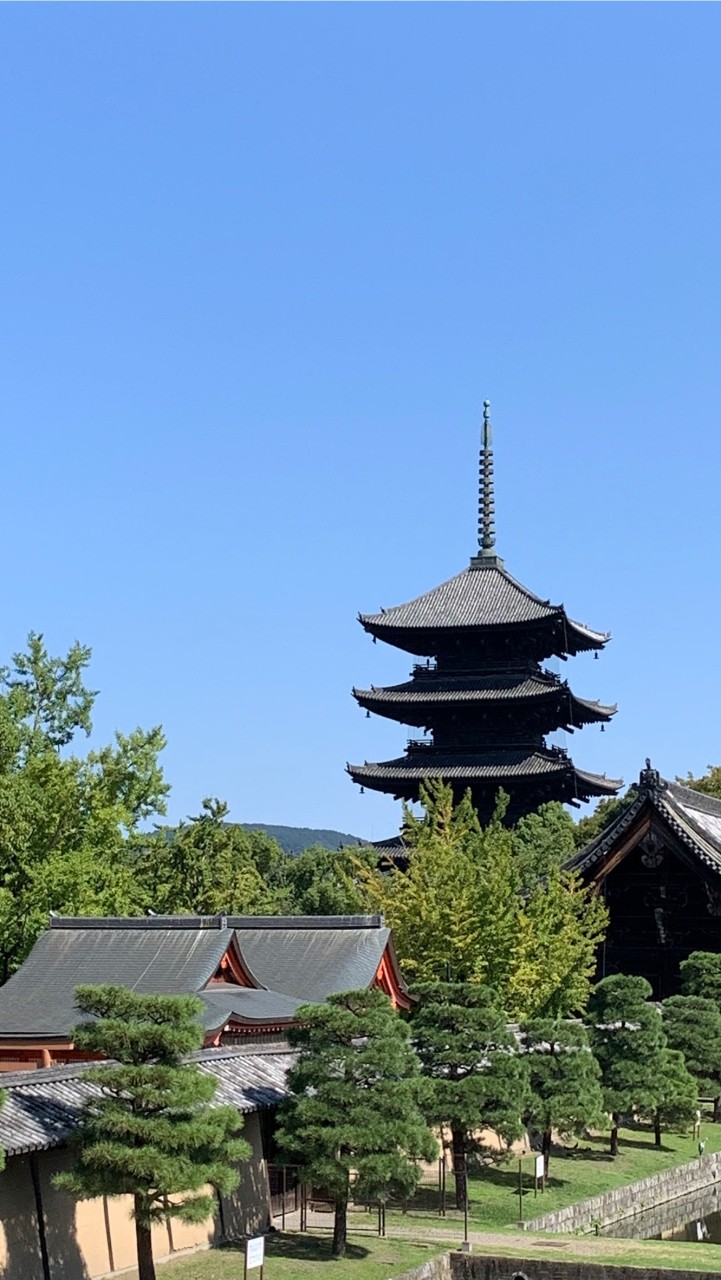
top-left (0, 914), bottom-right (406, 1041)
top-left (0, 1045), bottom-right (294, 1157)
top-left (568, 765), bottom-right (721, 881)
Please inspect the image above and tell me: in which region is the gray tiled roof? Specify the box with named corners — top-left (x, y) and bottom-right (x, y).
top-left (230, 922), bottom-right (395, 1004)
top-left (0, 920), bottom-right (234, 1037)
top-left (349, 748), bottom-right (620, 789)
top-left (0, 1046), bottom-right (293, 1157)
top-left (360, 563), bottom-right (607, 651)
top-left (568, 775), bottom-right (721, 879)
top-left (353, 674), bottom-right (615, 721)
top-left (0, 915), bottom-right (398, 1040)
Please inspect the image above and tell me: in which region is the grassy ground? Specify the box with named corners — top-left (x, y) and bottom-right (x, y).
top-left (375, 1122), bottom-right (721, 1234)
top-left (126, 1234), bottom-right (444, 1280)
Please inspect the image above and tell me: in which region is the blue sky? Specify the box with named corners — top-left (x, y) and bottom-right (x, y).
top-left (2, 4), bottom-right (720, 838)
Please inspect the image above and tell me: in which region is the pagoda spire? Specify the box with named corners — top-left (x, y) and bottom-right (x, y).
top-left (473, 398), bottom-right (502, 567)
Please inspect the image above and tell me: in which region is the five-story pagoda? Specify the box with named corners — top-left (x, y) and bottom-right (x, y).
top-left (347, 402), bottom-right (620, 825)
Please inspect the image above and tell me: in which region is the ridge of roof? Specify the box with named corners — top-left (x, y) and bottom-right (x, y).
top-left (48, 914), bottom-right (384, 932)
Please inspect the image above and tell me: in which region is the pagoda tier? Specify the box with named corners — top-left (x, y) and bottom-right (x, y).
top-left (359, 560), bottom-right (607, 662)
top-left (353, 668), bottom-right (616, 735)
top-left (348, 746), bottom-right (619, 827)
top-left (348, 400), bottom-right (620, 823)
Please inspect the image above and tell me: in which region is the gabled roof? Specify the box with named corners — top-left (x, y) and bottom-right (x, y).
top-left (360, 562), bottom-right (608, 656)
top-left (0, 914), bottom-right (408, 1041)
top-left (567, 764), bottom-right (721, 880)
top-left (0, 1045), bottom-right (293, 1157)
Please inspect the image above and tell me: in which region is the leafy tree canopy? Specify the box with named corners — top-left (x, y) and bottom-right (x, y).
top-left (55, 985), bottom-right (248, 1280)
top-left (0, 634), bottom-right (168, 979)
top-left (680, 951), bottom-right (721, 1004)
top-left (679, 766), bottom-right (721, 799)
top-left (276, 988), bottom-right (434, 1257)
top-left (357, 781), bottom-right (607, 1018)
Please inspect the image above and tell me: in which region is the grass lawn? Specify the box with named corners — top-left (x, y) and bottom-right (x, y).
top-left (376, 1121), bottom-right (721, 1233)
top-left (466, 1231), bottom-right (721, 1273)
top-left (125, 1233), bottom-right (444, 1280)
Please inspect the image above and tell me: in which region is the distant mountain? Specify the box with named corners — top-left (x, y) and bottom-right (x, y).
top-left (239, 823), bottom-right (366, 856)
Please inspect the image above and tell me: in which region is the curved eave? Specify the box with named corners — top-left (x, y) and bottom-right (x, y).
top-left (353, 684), bottom-right (616, 727)
top-left (359, 613), bottom-right (608, 658)
top-left (347, 755), bottom-right (621, 800)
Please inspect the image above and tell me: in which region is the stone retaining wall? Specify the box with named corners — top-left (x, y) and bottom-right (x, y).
top-left (391, 1253), bottom-right (452, 1280)
top-left (522, 1150), bottom-right (721, 1235)
top-left (451, 1256), bottom-right (717, 1280)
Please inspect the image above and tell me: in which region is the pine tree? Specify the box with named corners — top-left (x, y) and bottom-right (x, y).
top-left (275, 988), bottom-right (435, 1257)
top-left (411, 982), bottom-right (527, 1209)
top-left (680, 952), bottom-right (721, 1005)
top-left (662, 995), bottom-right (721, 1121)
top-left (585, 974), bottom-right (665, 1156)
top-left (54, 986), bottom-right (248, 1280)
top-left (521, 1018), bottom-right (604, 1175)
top-left (640, 1048), bottom-right (697, 1148)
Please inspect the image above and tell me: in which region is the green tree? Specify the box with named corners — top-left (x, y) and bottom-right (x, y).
top-left (359, 781), bottom-right (607, 1017)
top-left (0, 635), bottom-right (168, 978)
top-left (509, 865), bottom-right (608, 1019)
top-left (663, 995), bottom-right (721, 1121)
top-left (136, 798), bottom-right (277, 916)
top-left (680, 951), bottom-right (721, 1004)
top-left (55, 985), bottom-right (247, 1280)
top-left (521, 1018), bottom-right (604, 1175)
top-left (679, 766), bottom-right (721, 799)
top-left (411, 982), bottom-right (527, 1209)
top-left (639, 1048), bottom-right (697, 1148)
top-left (281, 842), bottom-right (380, 916)
top-left (276, 988), bottom-right (434, 1258)
top-left (585, 974), bottom-right (666, 1156)
top-left (512, 802), bottom-right (577, 884)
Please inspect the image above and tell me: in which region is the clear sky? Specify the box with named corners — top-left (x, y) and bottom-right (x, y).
top-left (2, 3), bottom-right (721, 839)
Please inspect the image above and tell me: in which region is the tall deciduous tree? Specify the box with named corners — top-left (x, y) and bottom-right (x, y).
top-left (358, 781), bottom-right (607, 1017)
top-left (136, 798), bottom-right (277, 916)
top-left (55, 986), bottom-right (247, 1280)
top-left (276, 988), bottom-right (434, 1258)
top-left (585, 974), bottom-right (665, 1156)
top-left (411, 982), bottom-right (527, 1209)
top-left (521, 1018), bottom-right (604, 1175)
top-left (0, 634), bottom-right (168, 977)
top-left (663, 995), bottom-right (721, 1121)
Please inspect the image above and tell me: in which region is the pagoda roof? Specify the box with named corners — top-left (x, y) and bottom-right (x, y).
top-left (353, 671), bottom-right (615, 725)
top-left (568, 764), bottom-right (721, 882)
top-left (348, 747), bottom-right (620, 797)
top-left (360, 561), bottom-right (608, 656)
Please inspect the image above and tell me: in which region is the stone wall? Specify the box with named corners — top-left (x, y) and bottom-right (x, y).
top-left (391, 1254), bottom-right (452, 1280)
top-left (522, 1149), bottom-right (721, 1235)
top-left (450, 1255), bottom-right (717, 1280)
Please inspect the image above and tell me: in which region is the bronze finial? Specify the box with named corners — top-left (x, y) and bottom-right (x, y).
top-left (478, 399), bottom-right (496, 554)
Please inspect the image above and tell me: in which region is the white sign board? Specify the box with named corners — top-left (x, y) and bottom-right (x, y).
top-left (535, 1154), bottom-right (545, 1180)
top-left (246, 1236), bottom-right (265, 1270)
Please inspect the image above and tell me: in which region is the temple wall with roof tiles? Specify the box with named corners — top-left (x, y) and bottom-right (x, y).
top-left (0, 1113), bottom-right (269, 1280)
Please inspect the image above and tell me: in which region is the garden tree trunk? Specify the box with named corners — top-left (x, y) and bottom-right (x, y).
top-left (451, 1125), bottom-right (467, 1211)
top-left (654, 1110), bottom-right (662, 1148)
top-left (542, 1127), bottom-right (552, 1177)
top-left (332, 1197), bottom-right (348, 1258)
top-left (714, 1095), bottom-right (721, 1124)
top-left (134, 1197), bottom-right (156, 1280)
top-left (610, 1113), bottom-right (620, 1158)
